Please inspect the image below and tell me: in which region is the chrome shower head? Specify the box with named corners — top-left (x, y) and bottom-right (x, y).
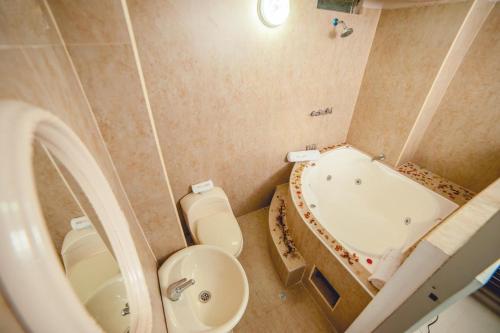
top-left (332, 18), bottom-right (354, 38)
top-left (341, 25), bottom-right (353, 38)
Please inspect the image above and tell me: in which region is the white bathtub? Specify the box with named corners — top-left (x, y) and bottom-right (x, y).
top-left (298, 146), bottom-right (458, 265)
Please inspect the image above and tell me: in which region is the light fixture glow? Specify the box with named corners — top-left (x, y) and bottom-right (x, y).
top-left (258, 0), bottom-right (289, 27)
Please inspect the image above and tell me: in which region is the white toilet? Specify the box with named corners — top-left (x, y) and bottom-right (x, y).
top-left (60, 225), bottom-right (129, 333)
top-left (180, 187), bottom-right (243, 257)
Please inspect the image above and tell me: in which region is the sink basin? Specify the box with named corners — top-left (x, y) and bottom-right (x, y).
top-left (85, 275), bottom-right (129, 333)
top-left (158, 245), bottom-right (249, 333)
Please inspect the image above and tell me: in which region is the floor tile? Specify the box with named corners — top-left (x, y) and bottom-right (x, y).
top-left (234, 208), bottom-right (334, 333)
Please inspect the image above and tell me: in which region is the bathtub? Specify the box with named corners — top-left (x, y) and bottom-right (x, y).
top-left (291, 146), bottom-right (458, 272)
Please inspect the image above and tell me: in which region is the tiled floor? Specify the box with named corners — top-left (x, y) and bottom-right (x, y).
top-left (413, 296), bottom-right (500, 333)
top-left (234, 208), bottom-right (334, 333)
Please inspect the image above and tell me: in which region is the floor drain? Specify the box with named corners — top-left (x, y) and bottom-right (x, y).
top-left (279, 291), bottom-right (287, 301)
top-left (355, 178), bottom-right (362, 185)
top-left (199, 290), bottom-right (211, 303)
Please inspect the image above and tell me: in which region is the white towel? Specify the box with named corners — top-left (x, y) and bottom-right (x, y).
top-left (286, 150), bottom-right (320, 162)
top-left (368, 248), bottom-right (404, 290)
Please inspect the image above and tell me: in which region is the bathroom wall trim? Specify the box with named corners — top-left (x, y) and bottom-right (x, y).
top-left (41, 0), bottom-right (158, 261)
top-left (119, 0), bottom-right (187, 249)
top-left (396, 0), bottom-right (494, 166)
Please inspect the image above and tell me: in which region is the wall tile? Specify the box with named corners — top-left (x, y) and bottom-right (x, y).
top-left (0, 47), bottom-right (47, 105)
top-left (128, 0), bottom-right (381, 216)
top-left (0, 0), bottom-right (59, 45)
top-left (414, 5), bottom-right (500, 192)
top-left (54, 156), bottom-right (115, 254)
top-left (0, 1), bottom-right (168, 330)
top-left (48, 0), bottom-right (187, 261)
top-left (347, 1), bottom-right (471, 165)
top-left (47, 0), bottom-right (129, 44)
top-left (33, 142), bottom-right (83, 254)
top-left (67, 43), bottom-right (186, 261)
top-left (0, 291), bottom-right (24, 333)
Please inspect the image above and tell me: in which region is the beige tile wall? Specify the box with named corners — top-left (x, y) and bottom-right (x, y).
top-left (0, 1), bottom-right (167, 331)
top-left (0, 291), bottom-right (24, 333)
top-left (32, 141), bottom-right (114, 258)
top-left (347, 1), bottom-right (471, 165)
top-left (33, 142), bottom-right (83, 254)
top-left (127, 0), bottom-right (381, 216)
top-left (47, 0), bottom-right (186, 263)
top-left (413, 5), bottom-right (500, 193)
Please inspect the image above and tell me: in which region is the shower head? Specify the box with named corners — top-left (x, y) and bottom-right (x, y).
top-left (341, 25), bottom-right (353, 38)
top-left (332, 18), bottom-right (354, 38)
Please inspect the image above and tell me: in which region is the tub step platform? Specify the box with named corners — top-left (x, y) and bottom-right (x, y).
top-left (268, 183), bottom-right (306, 287)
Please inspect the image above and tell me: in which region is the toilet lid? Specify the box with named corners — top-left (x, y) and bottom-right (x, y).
top-left (196, 212), bottom-right (242, 256)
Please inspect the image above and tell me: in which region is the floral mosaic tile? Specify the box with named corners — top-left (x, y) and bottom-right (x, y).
top-left (269, 190), bottom-right (305, 267)
top-left (397, 162), bottom-right (475, 206)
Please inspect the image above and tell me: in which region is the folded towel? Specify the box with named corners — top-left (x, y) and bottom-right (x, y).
top-left (368, 248), bottom-right (404, 290)
top-left (287, 150), bottom-right (320, 162)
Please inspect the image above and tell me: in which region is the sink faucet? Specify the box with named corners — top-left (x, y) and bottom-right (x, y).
top-left (121, 303), bottom-right (130, 316)
top-left (371, 153), bottom-right (385, 162)
top-left (167, 278), bottom-right (195, 301)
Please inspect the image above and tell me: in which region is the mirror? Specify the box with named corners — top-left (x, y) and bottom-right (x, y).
top-left (32, 140), bottom-right (129, 333)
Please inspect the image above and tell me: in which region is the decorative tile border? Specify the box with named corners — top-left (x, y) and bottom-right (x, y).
top-left (272, 197), bottom-right (299, 259)
top-left (397, 162), bottom-right (475, 206)
top-left (268, 185), bottom-right (306, 287)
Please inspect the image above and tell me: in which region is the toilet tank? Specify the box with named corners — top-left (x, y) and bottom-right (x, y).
top-left (180, 187), bottom-right (233, 225)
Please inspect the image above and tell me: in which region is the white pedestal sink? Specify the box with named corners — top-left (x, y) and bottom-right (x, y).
top-left (158, 245), bottom-right (249, 333)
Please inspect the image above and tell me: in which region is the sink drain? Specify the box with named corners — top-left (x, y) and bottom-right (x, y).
top-left (355, 178), bottom-right (362, 185)
top-left (199, 290), bottom-right (211, 303)
top-left (404, 217), bottom-right (412, 225)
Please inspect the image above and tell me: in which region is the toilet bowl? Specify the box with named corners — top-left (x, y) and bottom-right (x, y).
top-left (180, 187), bottom-right (243, 257)
top-left (61, 226), bottom-right (120, 303)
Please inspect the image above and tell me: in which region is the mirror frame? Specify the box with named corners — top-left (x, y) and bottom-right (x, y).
top-left (0, 101), bottom-right (152, 332)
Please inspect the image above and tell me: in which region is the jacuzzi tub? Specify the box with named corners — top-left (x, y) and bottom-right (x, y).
top-left (293, 146), bottom-right (458, 270)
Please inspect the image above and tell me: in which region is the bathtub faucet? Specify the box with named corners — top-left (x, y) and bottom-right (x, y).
top-left (371, 153), bottom-right (385, 162)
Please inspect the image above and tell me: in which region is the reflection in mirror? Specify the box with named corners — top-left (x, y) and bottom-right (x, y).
top-left (33, 140), bottom-right (130, 333)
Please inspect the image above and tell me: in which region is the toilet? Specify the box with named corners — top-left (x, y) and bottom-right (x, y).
top-left (60, 226), bottom-right (120, 303)
top-left (180, 187), bottom-right (243, 257)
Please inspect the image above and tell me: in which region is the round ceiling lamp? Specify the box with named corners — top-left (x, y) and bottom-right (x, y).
top-left (258, 0), bottom-right (290, 27)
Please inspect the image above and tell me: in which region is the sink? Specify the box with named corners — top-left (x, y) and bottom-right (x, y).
top-left (158, 245), bottom-right (249, 333)
top-left (84, 275), bottom-right (129, 333)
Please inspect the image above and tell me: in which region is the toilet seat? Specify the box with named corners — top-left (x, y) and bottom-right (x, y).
top-left (196, 212), bottom-right (243, 257)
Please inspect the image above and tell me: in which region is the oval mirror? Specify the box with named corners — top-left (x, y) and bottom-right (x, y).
top-left (0, 101), bottom-right (152, 333)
